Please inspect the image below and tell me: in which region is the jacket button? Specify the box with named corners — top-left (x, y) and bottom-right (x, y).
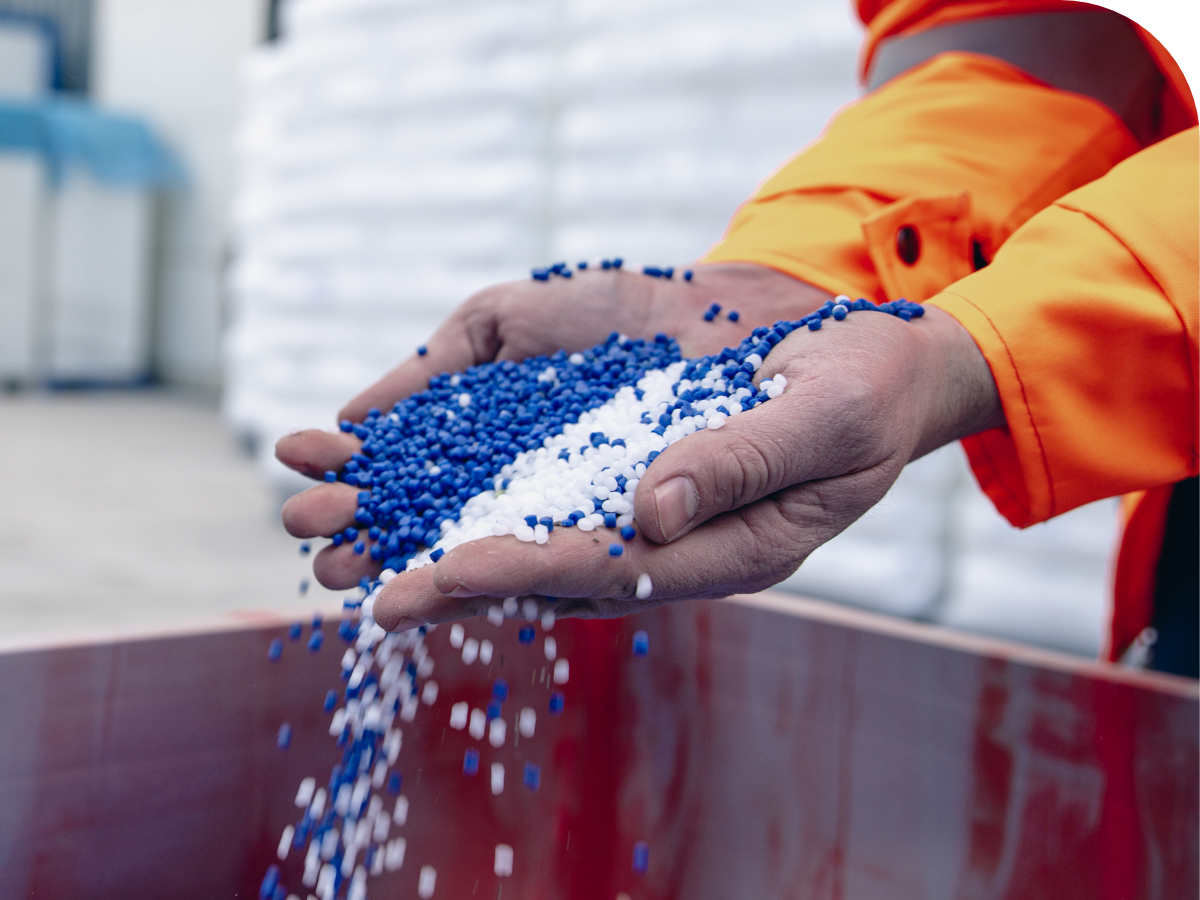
top-left (896, 225), bottom-right (920, 266)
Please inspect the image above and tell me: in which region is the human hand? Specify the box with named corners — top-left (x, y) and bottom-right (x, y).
top-left (277, 264), bottom-right (830, 589)
top-left (368, 305), bottom-right (1003, 631)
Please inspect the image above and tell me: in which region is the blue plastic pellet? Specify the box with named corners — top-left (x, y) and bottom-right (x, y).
top-left (728, 310), bottom-right (740, 322)
top-left (519, 625), bottom-right (535, 645)
top-left (604, 512), bottom-right (617, 529)
top-left (524, 515), bottom-right (538, 527)
top-left (463, 749), bottom-right (480, 776)
top-left (324, 471), bottom-right (337, 482)
top-left (260, 865), bottom-right (280, 899)
top-left (288, 622), bottom-right (302, 641)
top-left (807, 318), bottom-right (821, 331)
top-left (683, 269), bottom-right (693, 281)
top-left (307, 631), bottom-right (324, 653)
top-left (523, 762), bottom-right (541, 791)
top-left (709, 303), bottom-right (722, 314)
top-left (608, 544), bottom-right (624, 557)
top-left (312, 612), bottom-right (323, 629)
top-left (331, 533), bottom-right (344, 547)
top-left (633, 630), bottom-right (649, 656)
top-left (549, 691), bottom-right (565, 715)
top-left (353, 541), bottom-right (365, 555)
top-left (268, 638), bottom-right (283, 662)
top-left (703, 310), bottom-right (715, 322)
top-left (417, 345), bottom-right (428, 356)
top-left (273, 885), bottom-right (286, 900)
top-left (430, 548), bottom-right (444, 562)
top-left (299, 542), bottom-right (311, 555)
top-left (276, 723), bottom-right (292, 750)
top-left (387, 772), bottom-right (403, 795)
top-left (620, 526), bottom-right (636, 541)
top-left (493, 679), bottom-right (509, 702)
top-left (324, 689), bottom-right (338, 712)
top-left (298, 578), bottom-right (309, 596)
top-left (487, 701), bottom-right (501, 720)
top-left (633, 841), bottom-right (649, 874)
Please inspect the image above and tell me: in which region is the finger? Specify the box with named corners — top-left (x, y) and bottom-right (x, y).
top-left (372, 566), bottom-right (491, 632)
top-left (339, 306), bottom-right (494, 423)
top-left (312, 542), bottom-right (383, 590)
top-left (403, 467), bottom-right (891, 611)
top-left (281, 483), bottom-right (360, 538)
top-left (632, 377), bottom-right (875, 545)
top-left (275, 429), bottom-right (362, 479)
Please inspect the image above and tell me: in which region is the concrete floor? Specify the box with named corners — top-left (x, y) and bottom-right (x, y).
top-left (0, 389), bottom-right (340, 641)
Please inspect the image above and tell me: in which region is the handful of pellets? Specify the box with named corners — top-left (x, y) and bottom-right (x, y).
top-left (327, 297), bottom-right (923, 576)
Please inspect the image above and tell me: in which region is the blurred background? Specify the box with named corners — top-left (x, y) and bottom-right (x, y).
top-left (0, 0), bottom-right (1118, 655)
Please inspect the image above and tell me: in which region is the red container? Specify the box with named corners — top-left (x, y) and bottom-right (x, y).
top-left (0, 593), bottom-right (1194, 899)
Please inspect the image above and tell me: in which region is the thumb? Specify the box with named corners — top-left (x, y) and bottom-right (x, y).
top-left (632, 379), bottom-right (871, 544)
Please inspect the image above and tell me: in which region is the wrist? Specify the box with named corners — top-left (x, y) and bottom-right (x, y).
top-left (910, 305), bottom-right (1004, 457)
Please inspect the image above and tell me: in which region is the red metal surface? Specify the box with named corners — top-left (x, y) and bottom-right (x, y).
top-left (0, 596), bottom-right (1193, 899)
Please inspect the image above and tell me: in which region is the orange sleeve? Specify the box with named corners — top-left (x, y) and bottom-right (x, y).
top-left (929, 127), bottom-right (1199, 527)
top-left (854, 1), bottom-right (1196, 130)
top-left (700, 52), bottom-right (1140, 303)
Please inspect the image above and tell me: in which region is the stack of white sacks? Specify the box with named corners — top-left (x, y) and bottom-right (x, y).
top-left (225, 0), bottom-right (1117, 656)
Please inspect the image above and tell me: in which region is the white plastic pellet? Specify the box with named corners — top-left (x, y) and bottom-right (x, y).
top-left (449, 623), bottom-right (465, 648)
top-left (515, 525), bottom-right (536, 542)
top-left (400, 695), bottom-right (418, 722)
top-left (421, 680), bottom-right (438, 705)
top-left (341, 648), bottom-right (356, 671)
top-left (491, 762), bottom-right (505, 795)
top-left (553, 658), bottom-right (569, 684)
top-left (371, 846), bottom-right (384, 875)
top-left (518, 707), bottom-right (536, 739)
top-left (371, 759), bottom-right (387, 788)
top-left (487, 605), bottom-right (504, 626)
top-left (373, 811), bottom-right (390, 843)
top-left (393, 795), bottom-right (409, 825)
top-left (544, 636), bottom-right (557, 660)
top-left (469, 707), bottom-right (486, 740)
top-left (462, 638), bottom-right (479, 665)
top-left (502, 597), bottom-right (519, 616)
top-left (449, 701), bottom-right (469, 730)
top-left (385, 728), bottom-right (402, 763)
top-left (479, 639), bottom-right (494, 665)
top-left (577, 517), bottom-right (595, 532)
top-left (488, 716), bottom-right (507, 748)
top-left (385, 837), bottom-right (406, 872)
top-left (329, 708), bottom-right (347, 737)
top-left (416, 655), bottom-right (434, 678)
top-left (317, 863), bottom-right (336, 898)
top-left (295, 777), bottom-right (316, 808)
top-left (534, 524), bottom-right (549, 544)
top-left (494, 844), bottom-right (514, 877)
top-left (321, 827), bottom-right (340, 860)
top-left (636, 572), bottom-right (653, 600)
top-left (277, 825), bottom-right (295, 860)
top-left (523, 598), bottom-right (538, 621)
top-left (541, 609), bottom-right (555, 630)
top-left (309, 787), bottom-right (327, 818)
top-left (380, 568), bottom-right (397, 584)
top-left (418, 865), bottom-right (437, 898)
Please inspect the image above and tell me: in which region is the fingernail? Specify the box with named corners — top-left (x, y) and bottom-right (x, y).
top-left (653, 475), bottom-right (698, 541)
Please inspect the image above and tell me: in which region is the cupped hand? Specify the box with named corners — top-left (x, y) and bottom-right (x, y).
top-left (370, 305), bottom-right (1004, 631)
top-left (277, 264), bottom-right (829, 589)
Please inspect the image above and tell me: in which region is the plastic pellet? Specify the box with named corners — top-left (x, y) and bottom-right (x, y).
top-left (620, 525), bottom-right (636, 541)
top-left (549, 691), bottom-right (565, 715)
top-left (636, 572), bottom-right (653, 599)
top-left (553, 658), bottom-right (569, 684)
top-left (492, 678), bottom-right (509, 702)
top-left (544, 636), bottom-right (557, 661)
top-left (728, 310), bottom-right (740, 322)
top-left (633, 841), bottom-right (649, 873)
top-left (518, 625), bottom-right (535, 644)
top-left (307, 631), bottom-right (324, 652)
top-left (288, 622), bottom-right (303, 640)
top-left (323, 689), bottom-right (337, 712)
top-left (418, 865), bottom-right (437, 899)
top-left (268, 638), bottom-right (283, 662)
top-left (488, 717), bottom-right (506, 748)
top-left (417, 345), bottom-right (428, 356)
top-left (449, 623), bottom-right (465, 648)
top-left (276, 723), bottom-right (292, 750)
top-left (523, 762), bottom-right (541, 791)
top-left (494, 844), bottom-right (514, 877)
top-left (608, 544), bottom-right (623, 557)
top-left (518, 707), bottom-right (536, 738)
top-left (491, 762), bottom-right (505, 795)
top-left (632, 630), bottom-right (649, 656)
top-left (463, 749), bottom-right (480, 776)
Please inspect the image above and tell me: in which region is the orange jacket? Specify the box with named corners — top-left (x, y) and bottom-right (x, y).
top-left (701, 0), bottom-right (1198, 659)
